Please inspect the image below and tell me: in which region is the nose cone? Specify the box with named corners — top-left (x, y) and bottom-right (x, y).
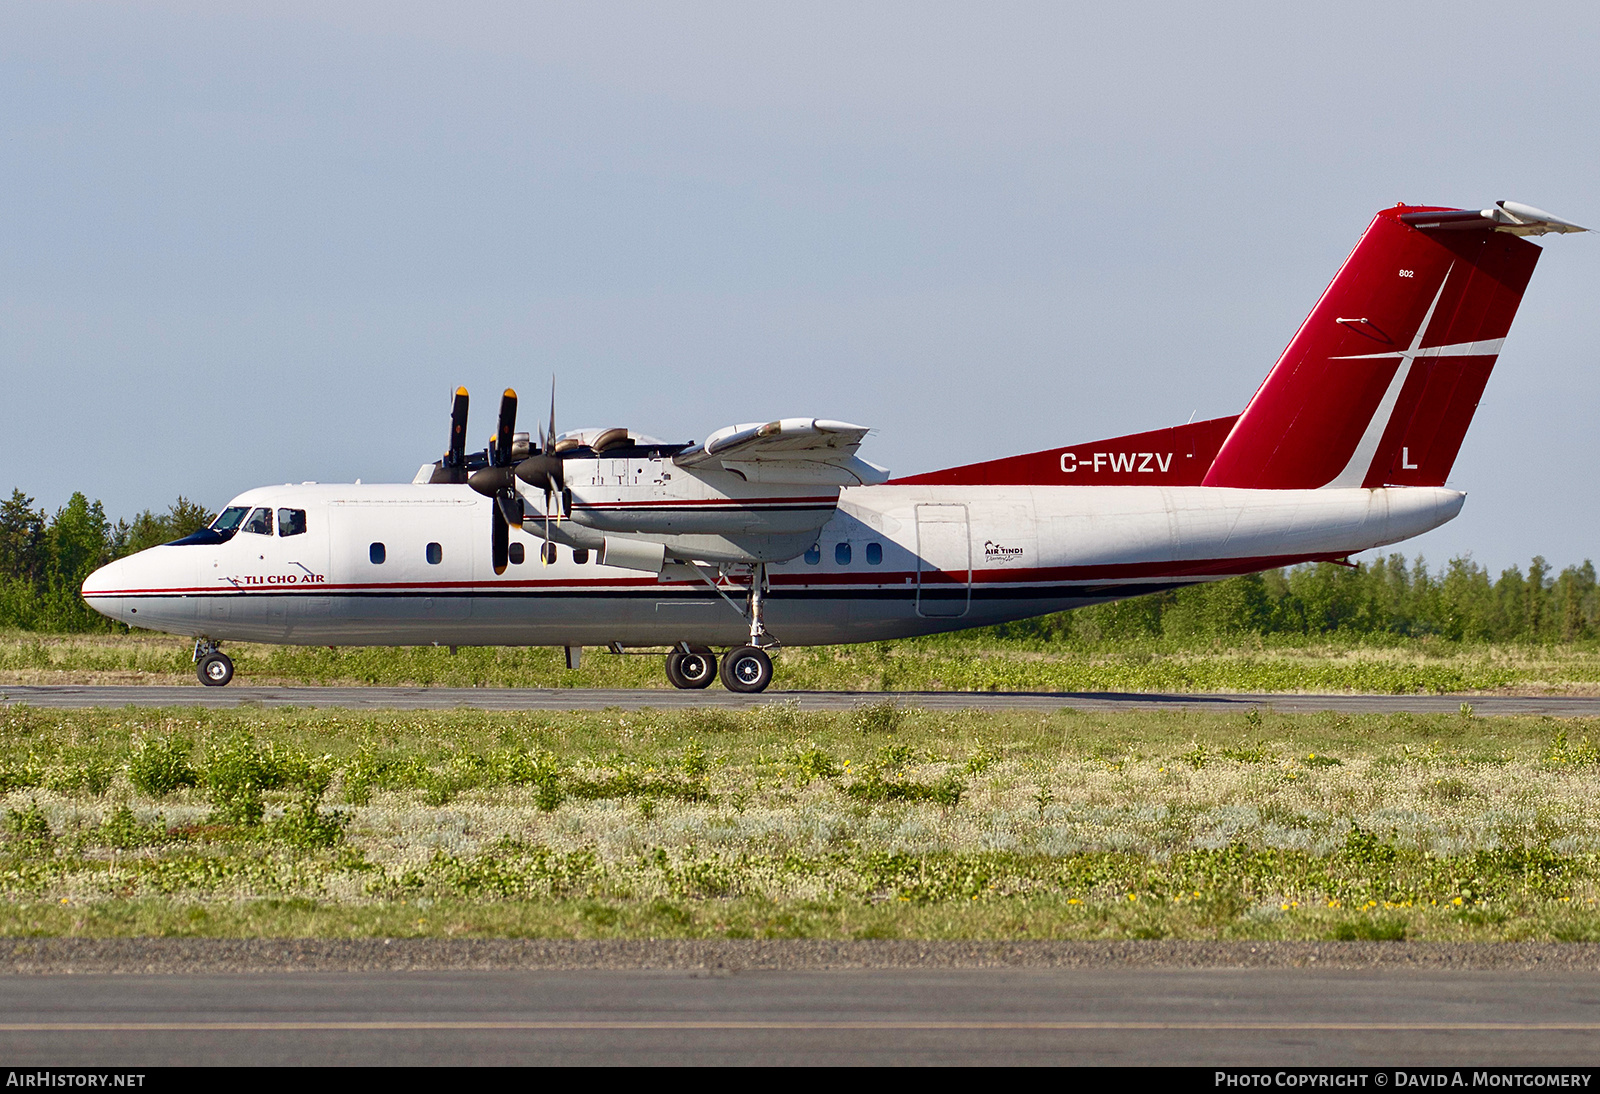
top-left (81, 557), bottom-right (133, 623)
top-left (81, 545), bottom-right (205, 635)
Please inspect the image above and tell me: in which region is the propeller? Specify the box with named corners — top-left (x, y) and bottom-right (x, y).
top-left (426, 387), bottom-right (472, 484)
top-left (467, 389), bottom-right (522, 574)
top-left (448, 381), bottom-right (569, 573)
top-left (514, 378), bottom-right (566, 564)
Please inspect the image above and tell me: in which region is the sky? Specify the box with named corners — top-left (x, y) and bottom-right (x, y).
top-left (2, 1), bottom-right (1596, 574)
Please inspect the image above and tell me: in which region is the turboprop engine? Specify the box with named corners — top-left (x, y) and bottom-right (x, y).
top-left (417, 386), bottom-right (888, 570)
top-left (541, 419), bottom-right (888, 566)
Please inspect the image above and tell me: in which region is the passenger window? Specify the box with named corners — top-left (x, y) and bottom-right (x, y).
top-left (426, 542), bottom-right (443, 565)
top-left (835, 542), bottom-right (851, 566)
top-left (542, 543), bottom-right (558, 565)
top-left (508, 542), bottom-right (525, 565)
top-left (242, 507), bottom-right (273, 535)
top-left (804, 544), bottom-right (821, 565)
top-left (573, 548), bottom-right (590, 565)
top-left (369, 543), bottom-right (385, 564)
top-left (866, 542), bottom-right (883, 565)
top-left (277, 509), bottom-right (307, 537)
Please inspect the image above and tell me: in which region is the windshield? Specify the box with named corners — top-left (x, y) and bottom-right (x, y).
top-left (166, 505), bottom-right (249, 548)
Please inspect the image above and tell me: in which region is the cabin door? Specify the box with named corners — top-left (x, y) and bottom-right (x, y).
top-left (914, 504), bottom-right (971, 618)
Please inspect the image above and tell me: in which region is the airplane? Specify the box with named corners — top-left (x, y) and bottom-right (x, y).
top-left (81, 199), bottom-right (1586, 693)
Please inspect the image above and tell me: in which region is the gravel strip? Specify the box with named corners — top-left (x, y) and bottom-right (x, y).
top-left (3, 939), bottom-right (1600, 974)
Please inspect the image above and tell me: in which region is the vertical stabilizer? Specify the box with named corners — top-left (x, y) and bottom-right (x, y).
top-left (1201, 203), bottom-right (1576, 490)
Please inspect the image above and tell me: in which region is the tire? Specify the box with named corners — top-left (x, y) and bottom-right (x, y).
top-left (197, 652), bottom-right (234, 687)
top-left (665, 647), bottom-right (717, 690)
top-left (719, 645), bottom-right (773, 693)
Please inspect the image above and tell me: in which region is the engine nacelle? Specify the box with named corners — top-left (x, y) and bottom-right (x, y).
top-left (553, 455), bottom-right (843, 538)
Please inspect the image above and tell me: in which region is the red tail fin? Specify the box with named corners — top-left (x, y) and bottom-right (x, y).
top-left (1203, 204), bottom-right (1548, 489)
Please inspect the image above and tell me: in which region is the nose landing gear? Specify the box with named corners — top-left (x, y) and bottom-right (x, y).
top-left (194, 638), bottom-right (234, 687)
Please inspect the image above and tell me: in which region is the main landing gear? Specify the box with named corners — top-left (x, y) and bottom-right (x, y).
top-left (662, 644), bottom-right (775, 693)
top-left (662, 562), bottom-right (777, 693)
top-left (719, 645), bottom-right (773, 693)
top-left (665, 646), bottom-right (717, 689)
top-left (194, 638), bottom-right (234, 687)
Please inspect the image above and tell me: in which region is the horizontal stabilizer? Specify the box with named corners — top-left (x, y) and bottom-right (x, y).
top-left (1400, 200), bottom-right (1587, 236)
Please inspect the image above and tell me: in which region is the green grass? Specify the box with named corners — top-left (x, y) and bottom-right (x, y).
top-left (3, 629), bottom-right (1600, 694)
top-left (2, 702), bottom-right (1600, 939)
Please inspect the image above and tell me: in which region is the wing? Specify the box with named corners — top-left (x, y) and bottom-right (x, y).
top-left (673, 418), bottom-right (889, 486)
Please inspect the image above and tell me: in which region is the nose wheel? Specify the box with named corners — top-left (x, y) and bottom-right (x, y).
top-left (197, 651), bottom-right (234, 687)
top-left (193, 638), bottom-right (234, 687)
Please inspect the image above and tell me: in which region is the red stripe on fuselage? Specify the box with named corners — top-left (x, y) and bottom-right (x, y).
top-left (84, 550), bottom-right (1347, 599)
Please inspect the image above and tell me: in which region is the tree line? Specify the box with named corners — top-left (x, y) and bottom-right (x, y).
top-left (0, 489), bottom-right (213, 631)
top-left (1014, 553), bottom-right (1599, 645)
top-left (1, 485), bottom-right (1595, 643)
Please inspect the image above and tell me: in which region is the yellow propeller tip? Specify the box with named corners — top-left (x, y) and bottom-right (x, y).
top-left (504, 388), bottom-right (517, 398)
top-left (456, 386), bottom-right (469, 396)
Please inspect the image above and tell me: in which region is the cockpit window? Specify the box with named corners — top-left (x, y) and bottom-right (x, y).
top-left (212, 507), bottom-right (249, 534)
top-left (168, 505), bottom-right (249, 546)
top-left (242, 507), bottom-right (274, 535)
top-left (277, 509), bottom-right (307, 537)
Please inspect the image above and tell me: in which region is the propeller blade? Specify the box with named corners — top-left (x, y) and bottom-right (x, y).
top-left (543, 491), bottom-right (553, 563)
top-left (448, 387), bottom-right (469, 465)
top-left (496, 494), bottom-right (523, 529)
top-left (428, 386), bottom-right (472, 484)
top-left (546, 377), bottom-right (557, 456)
top-left (492, 388), bottom-right (518, 467)
top-left (491, 504), bottom-right (509, 575)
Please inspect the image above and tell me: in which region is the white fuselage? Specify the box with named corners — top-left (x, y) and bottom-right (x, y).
top-left (81, 482), bottom-right (1464, 648)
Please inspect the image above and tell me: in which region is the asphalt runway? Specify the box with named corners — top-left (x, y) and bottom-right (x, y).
top-left (3, 683), bottom-right (1599, 716)
top-left (3, 967), bottom-right (1600, 1065)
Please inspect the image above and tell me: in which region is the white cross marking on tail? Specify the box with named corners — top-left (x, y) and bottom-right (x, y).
top-left (1330, 337), bottom-right (1505, 361)
top-left (1322, 266), bottom-right (1492, 488)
